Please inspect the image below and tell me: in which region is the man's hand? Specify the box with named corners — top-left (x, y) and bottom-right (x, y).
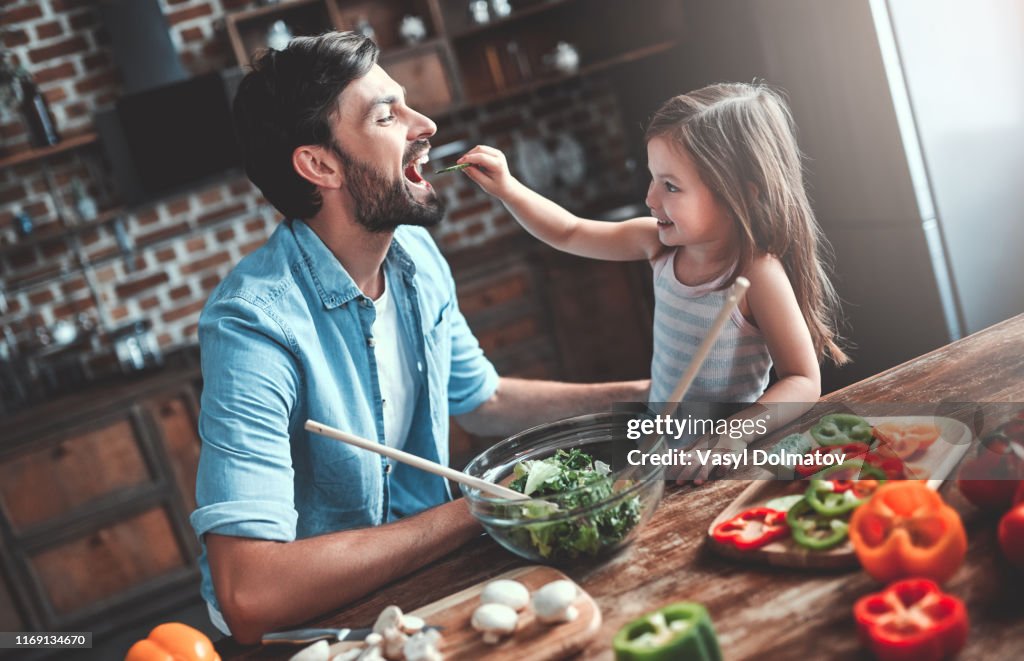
top-left (675, 434), bottom-right (746, 486)
top-left (207, 499), bottom-right (480, 644)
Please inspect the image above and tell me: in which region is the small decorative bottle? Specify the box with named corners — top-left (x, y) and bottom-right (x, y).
top-left (15, 68), bottom-right (60, 147)
top-left (72, 178), bottom-right (98, 221)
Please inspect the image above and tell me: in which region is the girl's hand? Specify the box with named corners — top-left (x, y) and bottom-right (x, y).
top-left (458, 145), bottom-right (520, 200)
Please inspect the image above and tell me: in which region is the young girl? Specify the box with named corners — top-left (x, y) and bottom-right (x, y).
top-left (457, 82), bottom-right (847, 407)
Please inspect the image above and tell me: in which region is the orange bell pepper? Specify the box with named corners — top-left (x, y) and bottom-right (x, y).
top-left (849, 481), bottom-right (967, 584)
top-left (124, 623), bottom-right (220, 661)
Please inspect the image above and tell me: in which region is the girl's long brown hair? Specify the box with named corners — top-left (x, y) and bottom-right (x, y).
top-left (647, 82), bottom-right (849, 364)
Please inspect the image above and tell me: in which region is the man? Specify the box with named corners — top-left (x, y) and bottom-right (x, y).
top-left (191, 31), bottom-right (647, 644)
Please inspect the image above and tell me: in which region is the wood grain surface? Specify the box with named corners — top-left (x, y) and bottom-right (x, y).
top-left (219, 314), bottom-right (1024, 660)
top-left (407, 566), bottom-right (601, 661)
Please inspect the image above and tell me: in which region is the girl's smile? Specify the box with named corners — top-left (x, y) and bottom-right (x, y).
top-left (645, 136), bottom-right (734, 248)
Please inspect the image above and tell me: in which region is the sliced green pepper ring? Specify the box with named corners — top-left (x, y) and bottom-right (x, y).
top-left (786, 498), bottom-right (850, 550)
top-left (613, 602), bottom-right (722, 661)
top-left (806, 460), bottom-right (888, 516)
top-left (810, 413), bottom-right (873, 446)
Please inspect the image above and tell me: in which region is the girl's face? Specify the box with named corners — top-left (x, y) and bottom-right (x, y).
top-left (645, 136), bottom-right (735, 248)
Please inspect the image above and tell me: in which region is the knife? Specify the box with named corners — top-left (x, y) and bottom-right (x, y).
top-left (262, 626), bottom-right (440, 645)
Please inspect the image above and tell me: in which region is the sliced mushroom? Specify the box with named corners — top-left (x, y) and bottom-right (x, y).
top-left (532, 580), bottom-right (579, 624)
top-left (480, 579), bottom-right (530, 612)
top-left (289, 640), bottom-right (329, 661)
top-left (403, 628), bottom-right (443, 661)
top-left (471, 602), bottom-right (518, 644)
top-left (400, 614), bottom-right (426, 634)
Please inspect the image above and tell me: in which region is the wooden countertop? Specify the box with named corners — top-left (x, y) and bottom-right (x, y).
top-left (219, 314), bottom-right (1024, 660)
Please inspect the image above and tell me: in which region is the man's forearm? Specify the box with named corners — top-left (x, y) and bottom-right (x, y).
top-left (457, 377), bottom-right (650, 437)
top-left (208, 499), bottom-right (480, 644)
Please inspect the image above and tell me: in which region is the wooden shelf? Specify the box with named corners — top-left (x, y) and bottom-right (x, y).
top-left (0, 207), bottom-right (125, 260)
top-left (0, 133), bottom-right (99, 170)
top-left (448, 0), bottom-right (580, 40)
top-left (458, 40), bottom-right (678, 109)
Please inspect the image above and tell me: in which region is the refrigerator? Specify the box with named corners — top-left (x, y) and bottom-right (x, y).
top-left (666, 0), bottom-right (1024, 390)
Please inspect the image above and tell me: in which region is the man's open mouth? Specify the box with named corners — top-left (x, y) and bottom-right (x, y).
top-left (404, 152), bottom-right (430, 188)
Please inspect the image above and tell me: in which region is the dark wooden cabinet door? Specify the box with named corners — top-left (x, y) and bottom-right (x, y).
top-left (146, 391), bottom-right (202, 513)
top-left (0, 571), bottom-right (24, 631)
top-left (0, 415), bottom-right (152, 533)
top-left (27, 507), bottom-right (187, 618)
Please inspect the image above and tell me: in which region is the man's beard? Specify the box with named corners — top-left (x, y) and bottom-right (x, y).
top-left (330, 140), bottom-right (445, 233)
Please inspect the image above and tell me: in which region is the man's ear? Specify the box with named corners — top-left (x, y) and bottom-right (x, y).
top-left (292, 145), bottom-right (344, 189)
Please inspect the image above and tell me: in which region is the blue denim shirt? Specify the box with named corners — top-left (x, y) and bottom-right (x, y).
top-left (189, 219), bottom-right (498, 623)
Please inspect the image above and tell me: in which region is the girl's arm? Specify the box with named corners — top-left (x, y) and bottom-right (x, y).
top-left (746, 255), bottom-right (822, 403)
top-left (457, 145), bottom-right (663, 261)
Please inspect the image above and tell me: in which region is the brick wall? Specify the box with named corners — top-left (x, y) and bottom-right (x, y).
top-left (0, 0), bottom-right (634, 384)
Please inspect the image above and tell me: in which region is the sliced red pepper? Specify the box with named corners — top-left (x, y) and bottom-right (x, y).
top-left (864, 451), bottom-right (906, 480)
top-left (712, 507), bottom-right (788, 551)
top-left (794, 443), bottom-right (871, 478)
top-left (853, 579), bottom-right (968, 661)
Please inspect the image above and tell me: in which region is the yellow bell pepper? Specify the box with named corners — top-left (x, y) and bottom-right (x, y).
top-left (124, 623), bottom-right (220, 661)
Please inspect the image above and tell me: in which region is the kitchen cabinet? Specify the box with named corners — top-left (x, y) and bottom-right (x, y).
top-left (446, 235), bottom-right (654, 461)
top-left (0, 371), bottom-right (203, 637)
top-left (225, 0), bottom-right (682, 115)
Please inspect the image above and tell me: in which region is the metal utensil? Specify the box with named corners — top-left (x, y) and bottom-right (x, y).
top-left (262, 625), bottom-right (441, 645)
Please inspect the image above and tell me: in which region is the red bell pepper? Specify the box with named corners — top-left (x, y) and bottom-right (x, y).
top-left (853, 579), bottom-right (968, 661)
top-left (956, 437), bottom-right (1024, 511)
top-left (998, 502), bottom-right (1024, 570)
top-left (712, 507), bottom-right (788, 551)
top-left (795, 443), bottom-right (871, 478)
top-left (864, 451), bottom-right (906, 480)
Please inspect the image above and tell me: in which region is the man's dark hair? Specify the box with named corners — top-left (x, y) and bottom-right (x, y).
top-left (233, 32), bottom-right (379, 219)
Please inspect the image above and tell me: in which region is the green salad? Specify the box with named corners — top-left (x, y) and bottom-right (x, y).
top-left (501, 449), bottom-right (641, 561)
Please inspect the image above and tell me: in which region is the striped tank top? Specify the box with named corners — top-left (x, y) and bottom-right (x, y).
top-left (649, 249), bottom-right (773, 403)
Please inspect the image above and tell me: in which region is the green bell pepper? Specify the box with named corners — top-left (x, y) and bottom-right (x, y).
top-left (786, 498), bottom-right (850, 550)
top-left (810, 413), bottom-right (872, 446)
top-left (805, 460), bottom-right (888, 516)
top-left (614, 602), bottom-right (722, 661)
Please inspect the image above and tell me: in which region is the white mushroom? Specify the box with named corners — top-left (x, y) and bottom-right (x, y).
top-left (354, 644), bottom-right (385, 661)
top-left (364, 633), bottom-right (383, 647)
top-left (471, 603), bottom-right (518, 644)
top-left (372, 605), bottom-right (404, 634)
top-left (403, 628), bottom-right (443, 661)
top-left (381, 627), bottom-right (408, 660)
top-left (480, 579), bottom-right (530, 611)
top-left (400, 614), bottom-right (426, 634)
top-left (330, 649), bottom-right (365, 661)
top-left (531, 580), bottom-right (579, 624)
top-left (289, 640), bottom-right (329, 661)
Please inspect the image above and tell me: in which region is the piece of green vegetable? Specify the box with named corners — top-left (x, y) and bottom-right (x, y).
top-left (810, 413), bottom-right (873, 446)
top-left (613, 602), bottom-right (722, 661)
top-left (786, 499), bottom-right (850, 550)
top-left (433, 162), bottom-right (471, 174)
top-left (503, 449), bottom-right (641, 561)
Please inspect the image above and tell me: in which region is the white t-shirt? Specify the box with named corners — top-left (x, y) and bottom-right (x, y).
top-left (372, 274), bottom-right (417, 449)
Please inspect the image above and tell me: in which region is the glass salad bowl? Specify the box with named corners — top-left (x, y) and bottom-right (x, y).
top-left (461, 411), bottom-right (665, 564)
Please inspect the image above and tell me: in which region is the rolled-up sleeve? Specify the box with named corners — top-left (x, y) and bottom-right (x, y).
top-left (190, 296), bottom-right (299, 543)
top-left (446, 296), bottom-right (499, 416)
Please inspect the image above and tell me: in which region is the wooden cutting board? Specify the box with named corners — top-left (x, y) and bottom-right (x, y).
top-left (329, 566), bottom-right (600, 660)
top-left (706, 415), bottom-right (972, 569)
